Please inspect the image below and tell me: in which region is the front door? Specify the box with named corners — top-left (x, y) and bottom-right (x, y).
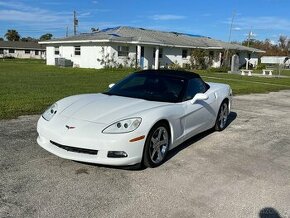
top-left (183, 92), bottom-right (216, 138)
top-left (182, 78), bottom-right (217, 138)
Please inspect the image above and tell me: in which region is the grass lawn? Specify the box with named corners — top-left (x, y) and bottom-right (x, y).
top-left (1, 59), bottom-right (290, 119)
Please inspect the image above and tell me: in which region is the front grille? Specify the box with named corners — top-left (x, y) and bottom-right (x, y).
top-left (50, 140), bottom-right (98, 155)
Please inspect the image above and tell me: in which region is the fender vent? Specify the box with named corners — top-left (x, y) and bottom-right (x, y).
top-left (50, 140), bottom-right (98, 155)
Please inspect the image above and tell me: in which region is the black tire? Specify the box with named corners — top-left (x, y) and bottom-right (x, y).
top-left (214, 101), bottom-right (229, 131)
top-left (143, 122), bottom-right (170, 168)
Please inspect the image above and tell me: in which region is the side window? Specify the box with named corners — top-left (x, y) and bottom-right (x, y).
top-left (184, 78), bottom-right (207, 101)
top-left (74, 46), bottom-right (81, 55)
top-left (117, 46), bottom-right (129, 57)
top-left (54, 47), bottom-right (59, 55)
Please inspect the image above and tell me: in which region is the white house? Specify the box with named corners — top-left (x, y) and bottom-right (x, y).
top-left (39, 26), bottom-right (264, 69)
top-left (261, 56), bottom-right (290, 67)
top-left (0, 41), bottom-right (46, 59)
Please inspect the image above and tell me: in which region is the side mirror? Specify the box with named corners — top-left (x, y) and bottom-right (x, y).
top-left (108, 83), bottom-right (115, 89)
top-left (191, 93), bottom-right (208, 104)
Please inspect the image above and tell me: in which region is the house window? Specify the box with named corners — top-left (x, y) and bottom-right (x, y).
top-left (9, 49), bottom-right (15, 53)
top-left (153, 48), bottom-right (163, 58)
top-left (25, 50), bottom-right (30, 54)
top-left (35, 50), bottom-right (39, 55)
top-left (182, 49), bottom-right (188, 58)
top-left (54, 47), bottom-right (59, 55)
top-left (117, 46), bottom-right (129, 57)
top-left (74, 46), bottom-right (81, 55)
top-left (0, 49), bottom-right (3, 54)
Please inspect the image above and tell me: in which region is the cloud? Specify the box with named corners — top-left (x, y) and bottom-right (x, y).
top-left (0, 10), bottom-right (70, 23)
top-left (151, 14), bottom-right (186, 21)
top-left (0, 1), bottom-right (72, 36)
top-left (92, 0), bottom-right (98, 4)
top-left (224, 16), bottom-right (290, 31)
top-left (79, 12), bottom-right (91, 17)
top-left (233, 27), bottom-right (241, 31)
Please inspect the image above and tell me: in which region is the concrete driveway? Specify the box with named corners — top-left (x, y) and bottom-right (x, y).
top-left (1, 91), bottom-right (290, 218)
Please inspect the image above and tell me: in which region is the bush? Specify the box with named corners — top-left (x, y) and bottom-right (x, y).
top-left (1, 56), bottom-right (16, 59)
top-left (190, 49), bottom-right (213, 70)
top-left (256, 63), bottom-right (266, 70)
top-left (169, 60), bottom-right (182, 70)
top-left (208, 66), bottom-right (230, 73)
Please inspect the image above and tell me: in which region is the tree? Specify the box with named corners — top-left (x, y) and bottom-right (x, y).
top-left (40, 33), bottom-right (53, 41)
top-left (190, 49), bottom-right (211, 70)
top-left (0, 37), bottom-right (4, 41)
top-left (21, 37), bottom-right (37, 42)
top-left (5, 29), bottom-right (20, 41)
top-left (241, 38), bottom-right (288, 56)
top-left (278, 35), bottom-right (288, 51)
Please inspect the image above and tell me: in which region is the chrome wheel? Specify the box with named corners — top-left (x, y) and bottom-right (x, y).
top-left (149, 126), bottom-right (169, 164)
top-left (218, 102), bottom-right (228, 129)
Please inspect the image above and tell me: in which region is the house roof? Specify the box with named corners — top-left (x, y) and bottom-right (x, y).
top-left (0, 41), bottom-right (45, 50)
top-left (39, 26), bottom-right (264, 53)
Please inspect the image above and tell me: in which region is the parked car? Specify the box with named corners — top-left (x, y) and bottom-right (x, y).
top-left (37, 70), bottom-right (232, 168)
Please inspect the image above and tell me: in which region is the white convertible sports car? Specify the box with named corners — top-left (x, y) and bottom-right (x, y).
top-left (37, 70), bottom-right (232, 168)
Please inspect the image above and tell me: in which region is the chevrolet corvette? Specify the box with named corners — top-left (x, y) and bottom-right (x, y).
top-left (37, 70), bottom-right (232, 167)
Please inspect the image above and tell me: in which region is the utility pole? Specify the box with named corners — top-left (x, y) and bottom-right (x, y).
top-left (66, 26), bottom-right (69, 37)
top-left (73, 11), bottom-right (78, 36)
top-left (224, 11), bottom-right (236, 67)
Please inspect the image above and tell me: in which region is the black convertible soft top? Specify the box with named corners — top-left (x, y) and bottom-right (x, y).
top-left (135, 70), bottom-right (201, 80)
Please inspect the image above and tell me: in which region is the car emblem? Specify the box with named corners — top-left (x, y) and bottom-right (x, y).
top-left (65, 125), bottom-right (75, 130)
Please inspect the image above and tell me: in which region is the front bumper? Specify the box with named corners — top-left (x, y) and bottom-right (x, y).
top-left (37, 116), bottom-right (145, 166)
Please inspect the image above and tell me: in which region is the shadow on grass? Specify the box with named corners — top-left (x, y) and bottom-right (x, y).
top-left (76, 111), bottom-right (237, 171)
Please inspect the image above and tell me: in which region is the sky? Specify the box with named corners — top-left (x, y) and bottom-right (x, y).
top-left (1, 0), bottom-right (290, 43)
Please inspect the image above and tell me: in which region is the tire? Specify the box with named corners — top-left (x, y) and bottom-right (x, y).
top-left (214, 101), bottom-right (229, 131)
top-left (143, 122), bottom-right (170, 168)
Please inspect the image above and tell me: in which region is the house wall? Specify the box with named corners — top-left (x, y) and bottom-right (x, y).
top-left (0, 48), bottom-right (45, 59)
top-left (261, 56), bottom-right (290, 66)
top-left (110, 44), bottom-right (137, 68)
top-left (44, 43), bottom-right (261, 70)
top-left (46, 46), bottom-right (55, 65)
top-left (46, 43), bottom-right (109, 68)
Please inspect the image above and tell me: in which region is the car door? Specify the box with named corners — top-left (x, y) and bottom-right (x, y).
top-left (182, 78), bottom-right (217, 139)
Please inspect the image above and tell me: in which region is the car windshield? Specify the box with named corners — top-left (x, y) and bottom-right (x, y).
top-left (104, 73), bottom-right (186, 103)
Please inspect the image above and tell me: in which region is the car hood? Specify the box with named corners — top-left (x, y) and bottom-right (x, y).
top-left (59, 93), bottom-right (169, 124)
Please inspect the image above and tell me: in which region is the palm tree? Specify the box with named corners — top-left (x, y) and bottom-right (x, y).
top-left (5, 30), bottom-right (20, 41)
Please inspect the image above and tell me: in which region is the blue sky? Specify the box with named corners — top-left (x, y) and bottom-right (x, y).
top-left (1, 0), bottom-right (290, 43)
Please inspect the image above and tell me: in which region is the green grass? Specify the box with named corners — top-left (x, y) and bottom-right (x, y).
top-left (0, 59), bottom-right (290, 119)
top-left (0, 59), bottom-right (132, 119)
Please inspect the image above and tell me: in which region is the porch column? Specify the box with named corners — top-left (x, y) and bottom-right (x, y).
top-left (137, 45), bottom-right (141, 68)
top-left (154, 47), bottom-right (159, 70)
top-left (218, 52), bottom-right (223, 67)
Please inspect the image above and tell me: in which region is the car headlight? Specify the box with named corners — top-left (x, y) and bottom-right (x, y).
top-left (102, 118), bottom-right (142, 134)
top-left (42, 103), bottom-right (58, 121)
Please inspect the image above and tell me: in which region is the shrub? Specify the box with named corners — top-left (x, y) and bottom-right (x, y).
top-left (208, 66), bottom-right (230, 73)
top-left (256, 63), bottom-right (267, 70)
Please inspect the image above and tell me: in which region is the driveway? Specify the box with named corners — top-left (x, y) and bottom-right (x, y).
top-left (1, 91), bottom-right (290, 218)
